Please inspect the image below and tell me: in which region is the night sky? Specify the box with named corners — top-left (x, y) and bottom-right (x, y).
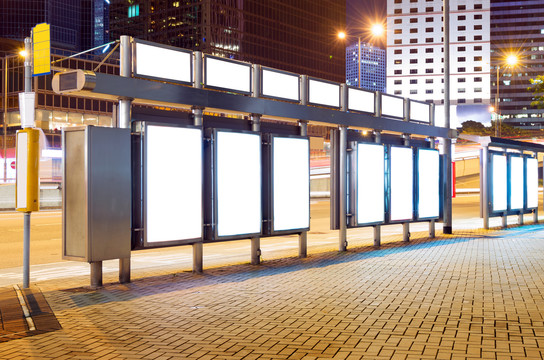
top-left (346, 0), bottom-right (387, 47)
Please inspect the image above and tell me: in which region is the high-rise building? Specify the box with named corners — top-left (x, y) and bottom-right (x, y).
top-left (386, 0), bottom-right (491, 107)
top-left (109, 0), bottom-right (346, 82)
top-left (345, 42), bottom-right (386, 92)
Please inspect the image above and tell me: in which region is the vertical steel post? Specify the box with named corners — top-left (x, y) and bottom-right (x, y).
top-left (403, 134), bottom-right (410, 242)
top-left (339, 126), bottom-right (348, 251)
top-left (250, 64), bottom-right (262, 265)
top-left (3, 57), bottom-right (8, 183)
top-left (357, 37), bottom-right (361, 88)
top-left (22, 37), bottom-right (32, 289)
top-left (374, 131), bottom-right (382, 246)
top-left (429, 137), bottom-right (436, 238)
top-left (481, 146), bottom-right (489, 229)
top-left (443, 0), bottom-right (453, 235)
top-left (118, 35), bottom-right (132, 284)
top-left (192, 51), bottom-right (204, 273)
top-left (90, 261), bottom-right (103, 288)
top-left (299, 119), bottom-right (308, 258)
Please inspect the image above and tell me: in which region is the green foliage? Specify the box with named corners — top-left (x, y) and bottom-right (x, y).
top-left (528, 75), bottom-right (544, 108)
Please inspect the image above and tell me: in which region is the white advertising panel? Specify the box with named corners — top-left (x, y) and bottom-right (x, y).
top-left (16, 132), bottom-right (28, 209)
top-left (527, 157), bottom-right (538, 209)
top-left (357, 143), bottom-right (385, 224)
top-left (348, 87), bottom-right (375, 113)
top-left (216, 131), bottom-right (261, 237)
top-left (262, 68), bottom-right (299, 101)
top-left (146, 125), bottom-right (202, 243)
top-left (135, 42), bottom-right (192, 83)
top-left (509, 156), bottom-right (524, 210)
top-left (381, 94), bottom-right (404, 119)
top-left (418, 149), bottom-right (440, 219)
top-left (205, 57), bottom-right (251, 93)
top-left (308, 79), bottom-right (340, 108)
top-left (390, 147), bottom-right (413, 221)
top-left (273, 137), bottom-right (309, 231)
top-left (492, 154), bottom-right (507, 212)
top-left (410, 101), bottom-right (431, 123)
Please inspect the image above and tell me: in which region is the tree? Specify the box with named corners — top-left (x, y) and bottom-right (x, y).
top-left (460, 120), bottom-right (486, 135)
top-left (528, 75), bottom-right (544, 108)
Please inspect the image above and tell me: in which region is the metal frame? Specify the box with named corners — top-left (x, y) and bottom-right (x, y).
top-left (346, 86), bottom-right (376, 115)
top-left (387, 145), bottom-right (415, 224)
top-left (268, 134), bottom-right (310, 235)
top-left (525, 155), bottom-right (539, 210)
top-left (259, 66), bottom-right (300, 102)
top-left (142, 122), bottom-right (204, 248)
top-left (203, 55), bottom-right (253, 95)
top-left (132, 38), bottom-right (194, 85)
top-left (507, 153), bottom-right (525, 213)
top-left (415, 148), bottom-right (441, 221)
top-left (409, 99), bottom-right (432, 124)
top-left (212, 128), bottom-right (262, 241)
top-left (307, 77), bottom-right (341, 109)
top-left (380, 93), bottom-right (405, 120)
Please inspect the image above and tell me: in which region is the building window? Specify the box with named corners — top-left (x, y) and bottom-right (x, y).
top-left (394, 39), bottom-right (402, 44)
top-left (394, 0), bottom-right (402, 3)
top-left (410, 89), bottom-right (418, 94)
top-left (475, 88), bottom-right (482, 92)
top-left (395, 19), bottom-right (402, 24)
top-left (474, 46), bottom-right (482, 51)
top-left (410, 79), bottom-right (418, 84)
top-left (410, 59), bottom-right (418, 64)
top-left (426, 89), bottom-right (433, 94)
top-left (394, 80), bottom-right (402, 85)
top-left (458, 15), bottom-right (466, 21)
top-left (426, 38), bottom-right (433, 43)
top-left (458, 67), bottom-right (466, 72)
top-left (474, 77), bottom-right (482, 82)
top-left (426, 58), bottom-right (434, 63)
top-left (458, 26), bottom-right (466, 31)
top-left (426, 7), bottom-right (433, 12)
top-left (426, 69), bottom-right (434, 73)
top-left (394, 70), bottom-right (402, 75)
top-left (410, 39), bottom-right (418, 44)
top-left (426, 17), bottom-right (433, 22)
top-left (458, 98), bottom-right (466, 103)
top-left (410, 49), bottom-right (418, 54)
top-left (458, 46), bottom-right (466, 51)
top-left (474, 56), bottom-right (482, 61)
top-left (474, 4), bottom-right (482, 9)
top-left (395, 29), bottom-right (402, 34)
top-left (458, 78), bottom-right (466, 83)
top-left (394, 90), bottom-right (402, 95)
top-left (410, 18), bottom-right (418, 23)
top-left (458, 36), bottom-right (466, 41)
top-left (394, 9), bottom-right (402, 14)
top-left (474, 25), bottom-right (482, 30)
top-left (410, 28), bottom-right (418, 33)
top-left (410, 69), bottom-right (418, 74)
top-left (474, 66), bottom-right (482, 72)
top-left (474, 35), bottom-right (482, 41)
top-left (395, 59), bottom-right (402, 64)
top-left (474, 98), bottom-right (482, 103)
top-left (458, 57), bottom-right (466, 62)
top-left (426, 48), bottom-right (434, 53)
top-left (426, 79), bottom-right (434, 84)
top-left (394, 49), bottom-right (402, 54)
top-left (475, 14), bottom-right (482, 20)
top-left (426, 27), bottom-right (433, 33)
top-left (458, 5), bottom-right (466, 10)
top-left (128, 4), bottom-right (140, 18)
top-left (410, 8), bottom-right (417, 13)
top-left (410, 0), bottom-right (417, 2)
top-left (458, 88), bottom-right (466, 93)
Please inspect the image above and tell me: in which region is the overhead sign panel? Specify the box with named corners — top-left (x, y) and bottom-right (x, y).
top-left (381, 94), bottom-right (404, 119)
top-left (357, 143), bottom-right (385, 224)
top-left (492, 154), bottom-right (507, 212)
top-left (348, 87), bottom-right (375, 114)
top-left (417, 148), bottom-right (440, 219)
top-left (526, 157), bottom-right (538, 209)
top-left (390, 146), bottom-right (413, 221)
top-left (272, 136), bottom-right (310, 232)
top-left (134, 40), bottom-right (192, 84)
top-left (146, 125), bottom-right (202, 244)
top-left (509, 156), bottom-right (524, 210)
top-left (205, 56), bottom-right (251, 94)
top-left (410, 101), bottom-right (431, 123)
top-left (32, 23), bottom-right (51, 76)
top-left (308, 79), bottom-right (340, 108)
top-left (216, 131), bottom-right (261, 237)
top-left (262, 68), bottom-right (300, 102)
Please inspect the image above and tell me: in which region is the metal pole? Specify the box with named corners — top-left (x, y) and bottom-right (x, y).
top-left (3, 56), bottom-right (7, 183)
top-left (403, 134), bottom-right (410, 242)
top-left (496, 66), bottom-right (500, 137)
top-left (482, 146), bottom-right (489, 229)
top-left (118, 35), bottom-right (132, 284)
top-left (429, 137), bottom-right (436, 238)
top-left (339, 125), bottom-right (347, 251)
top-left (299, 119), bottom-right (308, 258)
top-left (358, 37), bottom-right (361, 88)
top-left (22, 38), bottom-right (32, 289)
top-left (90, 261), bottom-right (103, 288)
top-left (192, 51), bottom-right (204, 274)
top-left (374, 131), bottom-right (381, 246)
top-left (443, 0), bottom-right (453, 234)
top-left (251, 112), bottom-right (261, 265)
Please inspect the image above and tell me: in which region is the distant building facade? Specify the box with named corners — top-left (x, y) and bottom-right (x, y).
top-left (345, 42), bottom-right (386, 92)
top-left (109, 0), bottom-right (346, 82)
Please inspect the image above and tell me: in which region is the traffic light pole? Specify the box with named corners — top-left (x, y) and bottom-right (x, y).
top-left (22, 37), bottom-right (32, 289)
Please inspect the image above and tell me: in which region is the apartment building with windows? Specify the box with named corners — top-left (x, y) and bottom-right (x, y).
top-left (345, 42), bottom-right (386, 92)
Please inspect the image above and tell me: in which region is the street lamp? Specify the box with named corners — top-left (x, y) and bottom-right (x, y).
top-left (495, 54), bottom-right (519, 137)
top-left (338, 23), bottom-right (385, 89)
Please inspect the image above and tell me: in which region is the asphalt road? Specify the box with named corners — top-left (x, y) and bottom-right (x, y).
top-left (0, 195), bottom-right (539, 286)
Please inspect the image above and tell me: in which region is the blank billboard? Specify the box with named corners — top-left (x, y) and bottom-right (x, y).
top-left (410, 101), bottom-right (431, 123)
top-left (357, 143), bottom-right (385, 224)
top-left (527, 157), bottom-right (538, 209)
top-left (146, 125), bottom-right (202, 243)
top-left (381, 94), bottom-right (404, 119)
top-left (417, 149), bottom-right (440, 219)
top-left (492, 154), bottom-right (507, 212)
top-left (262, 68), bottom-right (300, 102)
top-left (205, 57), bottom-right (251, 93)
top-left (135, 42), bottom-right (192, 84)
top-left (216, 131), bottom-right (261, 237)
top-left (390, 146), bottom-right (414, 221)
top-left (308, 79), bottom-right (340, 108)
top-left (348, 87), bottom-right (375, 114)
top-left (510, 156), bottom-right (524, 210)
top-left (272, 137), bottom-right (310, 231)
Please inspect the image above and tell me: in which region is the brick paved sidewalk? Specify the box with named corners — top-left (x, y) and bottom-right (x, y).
top-left (1, 225), bottom-right (544, 359)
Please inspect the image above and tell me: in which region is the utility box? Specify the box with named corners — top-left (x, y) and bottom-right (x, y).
top-left (62, 126), bottom-right (131, 262)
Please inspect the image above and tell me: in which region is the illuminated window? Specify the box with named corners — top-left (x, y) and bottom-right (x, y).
top-left (128, 4), bottom-right (140, 18)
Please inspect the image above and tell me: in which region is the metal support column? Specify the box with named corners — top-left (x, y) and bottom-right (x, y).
top-left (443, 0), bottom-right (453, 235)
top-left (339, 126), bottom-right (348, 251)
top-left (502, 212), bottom-right (507, 229)
top-left (298, 119), bottom-right (308, 258)
top-left (481, 147), bottom-right (490, 229)
top-left (251, 111), bottom-right (261, 265)
top-left (192, 51), bottom-right (204, 274)
top-left (429, 137), bottom-right (436, 238)
top-left (518, 212), bottom-right (524, 226)
top-left (374, 130), bottom-right (382, 247)
top-left (534, 208), bottom-right (538, 224)
top-left (403, 134), bottom-right (410, 242)
top-left (90, 261), bottom-right (103, 288)
top-left (22, 37), bottom-right (32, 289)
top-left (3, 57), bottom-right (8, 183)
top-left (118, 35), bottom-right (132, 283)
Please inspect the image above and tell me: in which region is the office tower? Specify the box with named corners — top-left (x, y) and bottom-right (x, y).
top-left (346, 42), bottom-right (386, 92)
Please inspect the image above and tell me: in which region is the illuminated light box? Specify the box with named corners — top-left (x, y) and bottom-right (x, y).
top-left (410, 101), bottom-right (431, 123)
top-left (381, 94), bottom-right (404, 119)
top-left (216, 131), bottom-right (261, 237)
top-left (492, 154), bottom-right (507, 212)
top-left (348, 87), bottom-right (375, 114)
top-left (262, 68), bottom-right (300, 102)
top-left (357, 143), bottom-right (385, 224)
top-left (527, 157), bottom-right (538, 209)
top-left (146, 125), bottom-right (202, 243)
top-left (134, 41), bottom-right (192, 84)
top-left (509, 156), bottom-right (524, 210)
top-left (308, 79), bottom-right (340, 108)
top-left (417, 149), bottom-right (440, 219)
top-left (205, 56), bottom-right (251, 93)
top-left (390, 146), bottom-right (414, 221)
top-left (272, 137), bottom-right (310, 231)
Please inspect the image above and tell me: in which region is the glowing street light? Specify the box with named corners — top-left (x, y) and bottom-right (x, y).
top-left (371, 24), bottom-right (385, 37)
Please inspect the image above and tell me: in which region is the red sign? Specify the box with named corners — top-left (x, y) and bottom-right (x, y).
top-left (10, 161), bottom-right (15, 170)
